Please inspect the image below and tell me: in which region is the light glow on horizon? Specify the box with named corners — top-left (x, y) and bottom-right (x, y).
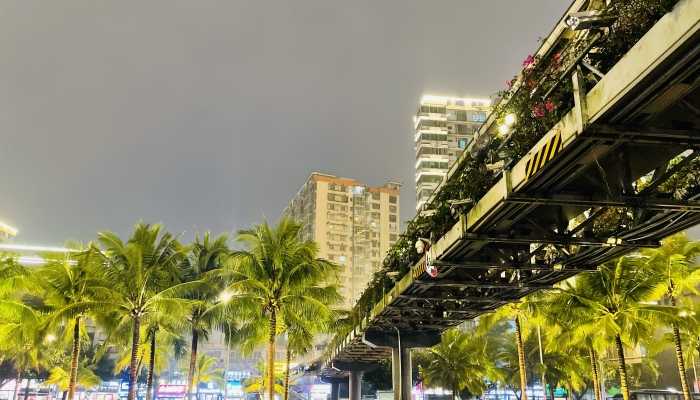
top-left (0, 243), bottom-right (76, 253)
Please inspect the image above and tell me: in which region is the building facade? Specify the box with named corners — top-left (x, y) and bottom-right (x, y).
top-left (414, 95), bottom-right (491, 211)
top-left (284, 172), bottom-right (401, 309)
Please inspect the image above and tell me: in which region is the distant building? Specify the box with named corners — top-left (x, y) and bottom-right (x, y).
top-left (414, 95), bottom-right (491, 211)
top-left (284, 172), bottom-right (401, 309)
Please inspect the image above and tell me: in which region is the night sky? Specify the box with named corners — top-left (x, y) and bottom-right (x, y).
top-left (1, 1), bottom-right (573, 245)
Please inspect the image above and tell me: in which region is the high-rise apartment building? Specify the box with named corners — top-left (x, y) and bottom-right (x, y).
top-left (414, 95), bottom-right (491, 211)
top-left (284, 172), bottom-right (401, 309)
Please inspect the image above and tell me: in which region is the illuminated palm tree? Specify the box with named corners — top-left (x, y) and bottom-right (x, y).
top-left (98, 223), bottom-right (193, 400)
top-left (478, 296), bottom-right (543, 400)
top-left (39, 245), bottom-right (108, 400)
top-left (417, 328), bottom-right (500, 400)
top-left (225, 218), bottom-right (341, 400)
top-left (0, 299), bottom-right (55, 400)
top-left (190, 354), bottom-right (224, 391)
top-left (181, 232), bottom-right (230, 400)
top-left (643, 233), bottom-right (700, 400)
top-left (556, 256), bottom-right (668, 400)
top-left (45, 364), bottom-right (101, 397)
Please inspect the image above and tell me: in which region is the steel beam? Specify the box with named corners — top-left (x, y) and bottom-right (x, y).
top-left (414, 280), bottom-right (552, 289)
top-left (398, 295), bottom-right (504, 303)
top-left (505, 194), bottom-right (700, 212)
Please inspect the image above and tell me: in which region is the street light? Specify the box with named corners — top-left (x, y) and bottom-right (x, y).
top-left (414, 238), bottom-right (431, 254)
top-left (564, 10), bottom-right (615, 31)
top-left (504, 113), bottom-right (517, 127)
top-left (497, 124), bottom-right (510, 137)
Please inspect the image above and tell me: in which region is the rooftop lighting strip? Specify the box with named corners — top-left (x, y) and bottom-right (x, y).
top-left (0, 221), bottom-right (18, 236)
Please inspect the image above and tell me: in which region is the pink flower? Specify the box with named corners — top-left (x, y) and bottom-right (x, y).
top-left (552, 52), bottom-right (561, 67)
top-left (505, 79), bottom-right (513, 89)
top-left (545, 99), bottom-right (556, 113)
top-left (522, 54), bottom-right (535, 69)
top-left (531, 103), bottom-right (545, 118)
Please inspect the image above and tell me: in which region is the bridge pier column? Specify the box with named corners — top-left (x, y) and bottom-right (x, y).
top-left (363, 328), bottom-right (440, 400)
top-left (349, 371), bottom-right (363, 400)
top-left (391, 345), bottom-right (412, 400)
top-left (330, 381), bottom-right (340, 400)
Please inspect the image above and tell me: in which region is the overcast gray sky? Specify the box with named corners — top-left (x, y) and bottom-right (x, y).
top-left (1, 1), bottom-right (571, 245)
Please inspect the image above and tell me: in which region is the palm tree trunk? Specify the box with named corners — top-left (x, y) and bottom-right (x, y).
top-left (187, 329), bottom-right (199, 400)
top-left (14, 370), bottom-right (21, 400)
top-left (283, 345), bottom-right (291, 400)
top-left (589, 346), bottom-right (602, 400)
top-left (267, 310), bottom-right (277, 400)
top-left (23, 375), bottom-right (30, 400)
top-left (128, 316), bottom-right (142, 400)
top-left (68, 317), bottom-right (81, 400)
top-left (515, 316), bottom-right (528, 400)
top-left (672, 321), bottom-right (692, 400)
top-left (668, 295), bottom-right (692, 400)
top-left (614, 334), bottom-right (630, 400)
top-left (146, 330), bottom-right (157, 400)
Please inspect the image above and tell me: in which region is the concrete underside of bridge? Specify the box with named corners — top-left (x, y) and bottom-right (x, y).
top-left (318, 0), bottom-right (700, 398)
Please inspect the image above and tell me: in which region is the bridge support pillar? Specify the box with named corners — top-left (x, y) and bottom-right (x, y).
top-left (349, 370), bottom-right (363, 400)
top-left (330, 381), bottom-right (341, 400)
top-left (391, 345), bottom-right (412, 400)
top-left (363, 328), bottom-right (441, 400)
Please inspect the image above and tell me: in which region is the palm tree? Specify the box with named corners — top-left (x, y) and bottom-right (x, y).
top-left (0, 253), bottom-right (28, 296)
top-left (242, 362), bottom-right (284, 398)
top-left (478, 297), bottom-right (543, 400)
top-left (39, 245), bottom-right (108, 400)
top-left (98, 222), bottom-right (193, 400)
top-left (556, 256), bottom-right (668, 400)
top-left (0, 299), bottom-right (55, 400)
top-left (538, 293), bottom-right (607, 400)
top-left (416, 328), bottom-right (499, 400)
top-left (45, 364), bottom-right (101, 398)
top-left (282, 310), bottom-right (335, 400)
top-left (226, 217), bottom-right (341, 400)
top-left (181, 232), bottom-right (229, 400)
top-left (189, 354), bottom-right (224, 392)
top-left (643, 233), bottom-right (700, 400)
top-left (144, 310), bottom-right (188, 400)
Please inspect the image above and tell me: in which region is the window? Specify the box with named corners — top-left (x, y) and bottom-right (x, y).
top-left (390, 234), bottom-right (398, 241)
top-left (420, 105), bottom-right (446, 114)
top-left (389, 214), bottom-right (397, 222)
top-left (389, 205), bottom-right (397, 213)
top-left (372, 203), bottom-right (380, 210)
top-left (417, 119), bottom-right (446, 128)
top-left (371, 192), bottom-right (379, 200)
top-left (455, 110), bottom-right (467, 121)
top-left (458, 139), bottom-right (467, 149)
top-left (471, 112), bottom-right (487, 122)
top-left (327, 193), bottom-right (348, 202)
top-left (418, 160), bottom-right (449, 169)
top-left (416, 147), bottom-right (449, 157)
top-left (417, 175), bottom-right (443, 185)
top-left (389, 196), bottom-right (397, 204)
top-left (416, 133), bottom-right (447, 142)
